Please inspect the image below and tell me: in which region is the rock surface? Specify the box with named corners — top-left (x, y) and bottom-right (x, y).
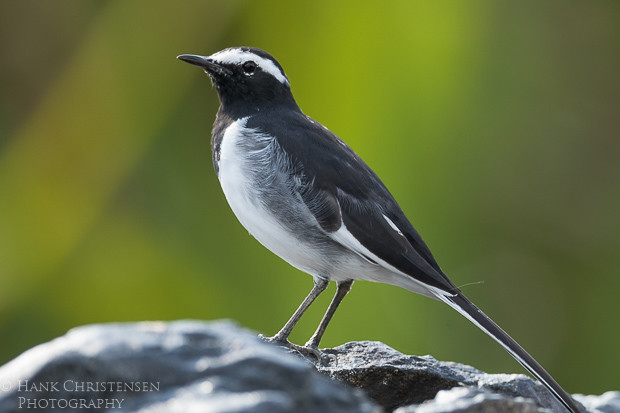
top-left (0, 320), bottom-right (615, 412)
top-left (395, 387), bottom-right (539, 413)
top-left (0, 321), bottom-right (377, 413)
top-left (315, 341), bottom-right (571, 412)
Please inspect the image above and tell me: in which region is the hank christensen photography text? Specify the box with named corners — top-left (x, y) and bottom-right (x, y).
top-left (7, 380), bottom-right (160, 409)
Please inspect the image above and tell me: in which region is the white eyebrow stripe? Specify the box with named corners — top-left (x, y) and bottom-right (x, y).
top-left (209, 49), bottom-right (289, 86)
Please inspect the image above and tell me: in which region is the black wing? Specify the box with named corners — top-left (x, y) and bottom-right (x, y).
top-left (248, 110), bottom-right (457, 293)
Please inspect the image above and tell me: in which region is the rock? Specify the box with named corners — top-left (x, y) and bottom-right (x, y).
top-left (0, 320), bottom-right (615, 412)
top-left (394, 387), bottom-right (539, 413)
top-left (0, 320), bottom-right (379, 413)
top-left (573, 391), bottom-right (620, 413)
top-left (315, 341), bottom-right (573, 412)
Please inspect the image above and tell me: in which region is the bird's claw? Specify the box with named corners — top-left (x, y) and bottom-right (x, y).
top-left (258, 334), bottom-right (336, 366)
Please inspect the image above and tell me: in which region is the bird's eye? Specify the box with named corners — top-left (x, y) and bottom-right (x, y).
top-left (242, 61), bottom-right (257, 74)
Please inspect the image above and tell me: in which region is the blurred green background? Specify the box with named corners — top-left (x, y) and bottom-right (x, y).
top-left (0, 0), bottom-right (618, 395)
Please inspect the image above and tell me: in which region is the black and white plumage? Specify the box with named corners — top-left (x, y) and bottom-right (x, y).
top-left (178, 47), bottom-right (581, 413)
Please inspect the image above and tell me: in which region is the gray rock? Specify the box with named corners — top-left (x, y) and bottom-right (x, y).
top-left (316, 341), bottom-right (573, 412)
top-left (394, 387), bottom-right (539, 413)
top-left (0, 320), bottom-right (379, 413)
top-left (0, 320), bottom-right (615, 413)
top-left (573, 391), bottom-right (620, 413)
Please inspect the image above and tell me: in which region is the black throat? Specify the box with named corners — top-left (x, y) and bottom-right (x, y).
top-left (211, 108), bottom-right (235, 176)
top-left (210, 96), bottom-right (302, 176)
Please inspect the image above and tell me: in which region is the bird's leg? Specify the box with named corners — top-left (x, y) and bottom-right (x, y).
top-left (264, 277), bottom-right (329, 344)
top-left (305, 279), bottom-right (354, 349)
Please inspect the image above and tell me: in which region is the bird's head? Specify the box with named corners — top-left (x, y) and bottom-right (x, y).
top-left (178, 47), bottom-right (296, 113)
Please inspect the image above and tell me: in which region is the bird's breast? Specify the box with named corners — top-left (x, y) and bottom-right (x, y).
top-left (217, 117), bottom-right (330, 277)
top-left (215, 116), bottom-right (427, 288)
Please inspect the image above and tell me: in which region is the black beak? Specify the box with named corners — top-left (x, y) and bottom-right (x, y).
top-left (177, 54), bottom-right (232, 76)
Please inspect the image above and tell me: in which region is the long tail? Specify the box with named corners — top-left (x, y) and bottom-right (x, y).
top-left (436, 292), bottom-right (582, 413)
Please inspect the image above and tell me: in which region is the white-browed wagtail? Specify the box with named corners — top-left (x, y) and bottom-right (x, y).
top-left (178, 47), bottom-right (581, 413)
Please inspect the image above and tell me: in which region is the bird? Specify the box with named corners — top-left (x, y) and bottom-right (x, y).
top-left (177, 46), bottom-right (581, 413)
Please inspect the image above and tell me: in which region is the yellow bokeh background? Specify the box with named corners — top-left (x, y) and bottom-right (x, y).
top-left (1, 0), bottom-right (618, 394)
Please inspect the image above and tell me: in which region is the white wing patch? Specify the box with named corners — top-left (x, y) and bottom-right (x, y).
top-left (331, 221), bottom-right (403, 275)
top-left (210, 48), bottom-right (289, 86)
top-left (382, 214), bottom-right (404, 237)
top-left (330, 221), bottom-right (455, 298)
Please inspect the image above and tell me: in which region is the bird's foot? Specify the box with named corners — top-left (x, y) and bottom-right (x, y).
top-left (290, 342), bottom-right (337, 366)
top-left (258, 334), bottom-right (336, 366)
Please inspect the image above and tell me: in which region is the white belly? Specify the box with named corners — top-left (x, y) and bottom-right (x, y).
top-left (217, 117), bottom-right (327, 278)
top-left (215, 118), bottom-right (438, 297)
